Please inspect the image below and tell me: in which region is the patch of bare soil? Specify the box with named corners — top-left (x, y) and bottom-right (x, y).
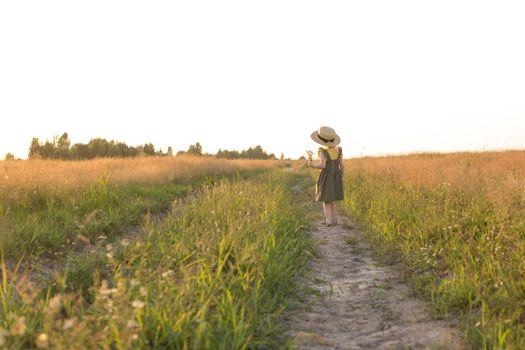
top-left (285, 216), bottom-right (464, 350)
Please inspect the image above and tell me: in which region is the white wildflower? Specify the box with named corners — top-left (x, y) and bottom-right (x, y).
top-left (127, 320), bottom-right (139, 329)
top-left (130, 279), bottom-right (140, 288)
top-left (63, 317), bottom-right (77, 330)
top-left (161, 270), bottom-right (175, 279)
top-left (48, 294), bottom-right (62, 313)
top-left (131, 300), bottom-right (145, 309)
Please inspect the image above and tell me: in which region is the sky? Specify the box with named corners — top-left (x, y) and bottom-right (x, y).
top-left (1, 1), bottom-right (524, 160)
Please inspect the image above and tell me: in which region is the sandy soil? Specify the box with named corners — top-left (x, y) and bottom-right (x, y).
top-left (285, 215), bottom-right (464, 350)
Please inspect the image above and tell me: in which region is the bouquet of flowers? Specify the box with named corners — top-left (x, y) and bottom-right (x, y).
top-left (306, 150), bottom-right (313, 161)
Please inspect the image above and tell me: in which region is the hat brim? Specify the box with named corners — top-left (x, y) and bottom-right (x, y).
top-left (310, 131), bottom-right (341, 147)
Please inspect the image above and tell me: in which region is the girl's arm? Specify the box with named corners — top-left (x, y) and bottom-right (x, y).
top-left (339, 154), bottom-right (345, 176)
top-left (308, 151), bottom-right (326, 169)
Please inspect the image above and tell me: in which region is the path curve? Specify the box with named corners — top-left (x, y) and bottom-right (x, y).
top-left (286, 216), bottom-right (464, 350)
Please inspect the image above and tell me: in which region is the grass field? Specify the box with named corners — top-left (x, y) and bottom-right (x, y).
top-left (7, 150), bottom-right (525, 349)
top-left (0, 156), bottom-right (313, 349)
top-left (0, 156), bottom-right (275, 260)
top-left (341, 151), bottom-right (525, 349)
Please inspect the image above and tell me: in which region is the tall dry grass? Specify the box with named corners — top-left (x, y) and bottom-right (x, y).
top-left (0, 170), bottom-right (313, 349)
top-left (0, 156), bottom-right (276, 259)
top-left (342, 150), bottom-right (525, 348)
top-left (0, 156), bottom-right (275, 203)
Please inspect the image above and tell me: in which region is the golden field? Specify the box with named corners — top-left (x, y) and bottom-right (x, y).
top-left (342, 150), bottom-right (525, 348)
top-left (0, 166), bottom-right (312, 349)
top-left (0, 156), bottom-right (277, 259)
top-left (0, 155), bottom-right (275, 203)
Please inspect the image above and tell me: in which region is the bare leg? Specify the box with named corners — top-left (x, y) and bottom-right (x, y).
top-left (330, 202), bottom-right (337, 224)
top-left (323, 202), bottom-right (332, 224)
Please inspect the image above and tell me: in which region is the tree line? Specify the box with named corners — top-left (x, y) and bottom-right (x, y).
top-left (177, 143), bottom-right (277, 160)
top-left (215, 145), bottom-right (277, 160)
top-left (14, 133), bottom-right (277, 161)
top-left (27, 133), bottom-right (170, 160)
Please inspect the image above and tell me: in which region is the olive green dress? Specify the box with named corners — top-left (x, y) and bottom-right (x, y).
top-left (316, 147), bottom-right (344, 202)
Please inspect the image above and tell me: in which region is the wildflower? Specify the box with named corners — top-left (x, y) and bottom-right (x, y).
top-left (139, 286), bottom-right (148, 297)
top-left (10, 316), bottom-right (26, 336)
top-left (161, 270), bottom-right (175, 279)
top-left (131, 300), bottom-right (145, 309)
top-left (47, 294), bottom-right (62, 313)
top-left (100, 280), bottom-right (112, 296)
top-left (35, 333), bottom-right (49, 348)
top-left (98, 235), bottom-right (107, 240)
top-left (127, 319), bottom-right (139, 328)
top-left (105, 244), bottom-right (113, 252)
top-left (102, 287), bottom-right (117, 297)
top-left (130, 279), bottom-right (140, 288)
top-left (106, 252), bottom-right (114, 259)
top-left (131, 334), bottom-right (139, 341)
top-left (63, 317), bottom-right (77, 330)
top-left (121, 239), bottom-right (130, 246)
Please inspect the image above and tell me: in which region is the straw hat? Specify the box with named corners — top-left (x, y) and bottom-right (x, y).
top-left (310, 126), bottom-right (341, 147)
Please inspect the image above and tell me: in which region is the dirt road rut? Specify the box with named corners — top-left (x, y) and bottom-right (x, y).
top-left (286, 216), bottom-right (463, 350)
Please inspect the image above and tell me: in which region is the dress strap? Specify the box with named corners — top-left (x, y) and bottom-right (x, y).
top-left (318, 147), bottom-right (331, 160)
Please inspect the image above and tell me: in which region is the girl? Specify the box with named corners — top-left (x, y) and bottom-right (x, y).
top-left (307, 126), bottom-right (344, 226)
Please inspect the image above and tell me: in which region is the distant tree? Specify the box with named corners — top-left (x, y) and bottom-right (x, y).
top-left (241, 145), bottom-right (271, 160)
top-left (28, 137), bottom-right (41, 159)
top-left (4, 153), bottom-right (15, 161)
top-left (57, 132), bottom-right (70, 149)
top-left (280, 153), bottom-right (285, 161)
top-left (142, 143), bottom-right (156, 156)
top-left (41, 140), bottom-right (56, 159)
top-left (71, 143), bottom-right (89, 159)
top-left (187, 142), bottom-right (203, 156)
top-left (167, 146), bottom-right (173, 156)
top-left (216, 145), bottom-right (275, 160)
top-left (28, 133), bottom-right (169, 160)
top-left (115, 142), bottom-right (130, 157)
top-left (216, 148), bottom-right (240, 159)
top-left (88, 138), bottom-right (110, 158)
top-left (55, 132), bottom-right (71, 159)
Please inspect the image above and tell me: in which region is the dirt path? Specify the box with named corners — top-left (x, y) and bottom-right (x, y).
top-left (285, 215), bottom-right (464, 350)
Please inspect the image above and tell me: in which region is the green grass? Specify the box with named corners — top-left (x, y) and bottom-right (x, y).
top-left (341, 169), bottom-right (525, 349)
top-left (0, 169), bottom-right (314, 349)
top-left (0, 171), bottom-right (266, 261)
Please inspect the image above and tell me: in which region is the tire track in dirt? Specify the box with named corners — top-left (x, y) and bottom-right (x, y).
top-left (285, 215), bottom-right (464, 350)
